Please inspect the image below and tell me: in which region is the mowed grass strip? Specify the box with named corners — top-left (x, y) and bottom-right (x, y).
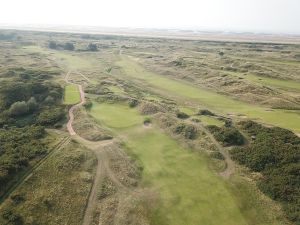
top-left (64, 84), bottom-right (80, 105)
top-left (116, 56), bottom-right (300, 133)
top-left (225, 71), bottom-right (300, 92)
top-left (127, 129), bottom-right (249, 225)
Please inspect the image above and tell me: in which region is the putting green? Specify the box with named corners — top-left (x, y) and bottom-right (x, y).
top-left (64, 84), bottom-right (80, 104)
top-left (89, 102), bottom-right (144, 129)
top-left (116, 56), bottom-right (300, 133)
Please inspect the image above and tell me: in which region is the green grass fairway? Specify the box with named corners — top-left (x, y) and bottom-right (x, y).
top-left (89, 102), bottom-right (144, 129)
top-left (89, 102), bottom-right (286, 225)
top-left (226, 71), bottom-right (300, 91)
top-left (64, 84), bottom-right (80, 104)
top-left (89, 102), bottom-right (247, 225)
top-left (116, 56), bottom-right (300, 133)
top-left (127, 129), bottom-right (248, 225)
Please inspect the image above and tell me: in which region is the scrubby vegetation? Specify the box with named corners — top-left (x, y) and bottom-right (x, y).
top-left (207, 125), bottom-right (245, 146)
top-left (0, 126), bottom-right (47, 197)
top-left (231, 121), bottom-right (300, 223)
top-left (0, 67), bottom-right (65, 199)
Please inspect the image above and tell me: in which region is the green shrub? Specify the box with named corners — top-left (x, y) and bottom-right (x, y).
top-left (207, 125), bottom-right (244, 146)
top-left (197, 109), bottom-right (215, 116)
top-left (231, 120), bottom-right (300, 223)
top-left (9, 101), bottom-right (29, 117)
top-left (174, 123), bottom-right (197, 139)
top-left (176, 111), bottom-right (189, 119)
top-left (37, 107), bottom-right (65, 126)
top-left (128, 99), bottom-right (138, 108)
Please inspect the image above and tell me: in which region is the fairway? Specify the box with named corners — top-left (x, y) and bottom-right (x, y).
top-left (226, 71), bottom-right (300, 91)
top-left (87, 102), bottom-right (288, 225)
top-left (64, 84), bottom-right (80, 104)
top-left (89, 102), bottom-right (249, 225)
top-left (116, 56), bottom-right (300, 133)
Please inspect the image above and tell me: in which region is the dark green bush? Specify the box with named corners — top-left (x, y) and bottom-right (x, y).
top-left (231, 120), bottom-right (300, 223)
top-left (176, 111), bottom-right (189, 119)
top-left (207, 125), bottom-right (244, 146)
top-left (174, 123), bottom-right (197, 139)
top-left (197, 109), bottom-right (215, 116)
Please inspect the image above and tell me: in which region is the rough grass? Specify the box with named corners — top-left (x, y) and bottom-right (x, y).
top-left (0, 138), bottom-right (96, 225)
top-left (22, 45), bottom-right (94, 69)
top-left (116, 56), bottom-right (300, 133)
top-left (64, 84), bottom-right (80, 104)
top-left (89, 102), bottom-right (287, 225)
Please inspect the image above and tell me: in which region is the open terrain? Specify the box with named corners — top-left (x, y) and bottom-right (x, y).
top-left (0, 29), bottom-right (299, 225)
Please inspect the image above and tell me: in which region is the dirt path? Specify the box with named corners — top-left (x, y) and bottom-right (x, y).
top-left (65, 71), bottom-right (86, 136)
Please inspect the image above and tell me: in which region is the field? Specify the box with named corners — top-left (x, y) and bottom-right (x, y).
top-left (64, 84), bottom-right (80, 104)
top-left (0, 29), bottom-right (298, 225)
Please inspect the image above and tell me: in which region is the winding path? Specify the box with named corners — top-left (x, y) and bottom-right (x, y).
top-left (65, 71), bottom-right (123, 225)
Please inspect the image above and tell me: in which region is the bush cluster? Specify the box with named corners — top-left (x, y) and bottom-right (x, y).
top-left (231, 121), bottom-right (300, 223)
top-left (207, 125), bottom-right (244, 146)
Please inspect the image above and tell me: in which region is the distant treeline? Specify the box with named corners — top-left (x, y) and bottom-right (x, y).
top-left (48, 41), bottom-right (98, 51)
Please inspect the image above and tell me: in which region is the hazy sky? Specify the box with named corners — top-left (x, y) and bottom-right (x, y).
top-left (1, 0), bottom-right (299, 34)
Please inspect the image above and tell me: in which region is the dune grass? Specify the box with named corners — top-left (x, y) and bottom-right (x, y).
top-left (22, 45), bottom-right (93, 69)
top-left (116, 56), bottom-right (300, 133)
top-left (64, 84), bottom-right (80, 105)
top-left (89, 102), bottom-right (287, 225)
top-left (0, 139), bottom-right (95, 225)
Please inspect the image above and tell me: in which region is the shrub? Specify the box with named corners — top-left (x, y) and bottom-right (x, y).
top-left (27, 97), bottom-right (38, 112)
top-left (128, 99), bottom-right (138, 108)
top-left (174, 123), bottom-right (197, 139)
top-left (9, 101), bottom-right (29, 117)
top-left (64, 42), bottom-right (75, 51)
top-left (139, 102), bottom-right (160, 115)
top-left (48, 41), bottom-right (57, 49)
top-left (231, 120), bottom-right (300, 223)
top-left (207, 125), bottom-right (244, 146)
top-left (176, 111), bottom-right (189, 119)
top-left (197, 109), bottom-right (215, 116)
top-left (87, 43), bottom-right (98, 51)
top-left (37, 107), bottom-right (64, 126)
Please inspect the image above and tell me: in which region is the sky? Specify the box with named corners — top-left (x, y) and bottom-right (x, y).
top-left (0, 0), bottom-right (299, 34)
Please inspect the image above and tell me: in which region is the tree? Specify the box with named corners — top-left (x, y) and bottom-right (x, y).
top-left (64, 42), bottom-right (75, 51)
top-left (48, 41), bottom-right (57, 49)
top-left (87, 43), bottom-right (98, 51)
top-left (9, 101), bottom-right (29, 117)
top-left (219, 51), bottom-right (225, 57)
top-left (27, 97), bottom-right (38, 112)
